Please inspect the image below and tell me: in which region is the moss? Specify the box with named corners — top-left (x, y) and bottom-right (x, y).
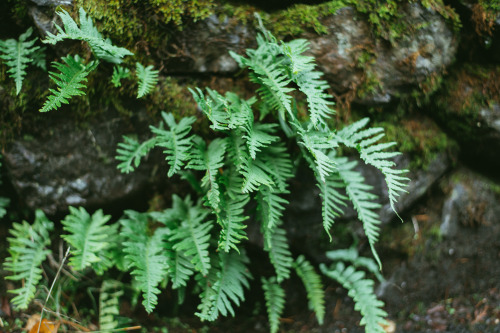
top-left (471, 0), bottom-right (500, 36)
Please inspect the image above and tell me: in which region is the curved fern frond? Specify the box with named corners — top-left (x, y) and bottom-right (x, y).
top-left (169, 249), bottom-right (195, 289)
top-left (317, 171), bottom-right (348, 241)
top-left (196, 251), bottom-right (252, 321)
top-left (335, 118), bottom-right (409, 217)
top-left (40, 55), bottom-right (98, 112)
top-left (334, 155), bottom-right (383, 268)
top-left (325, 247), bottom-right (385, 282)
top-left (62, 207), bottom-right (113, 271)
top-left (4, 210), bottom-right (54, 310)
top-left (99, 280), bottom-right (123, 332)
top-left (260, 144), bottom-right (294, 192)
top-left (44, 8), bottom-right (133, 63)
top-left (115, 135), bottom-right (157, 174)
top-left (263, 226), bottom-right (293, 282)
top-left (111, 65), bottom-right (131, 87)
top-left (241, 156), bottom-right (275, 193)
top-left (294, 255), bottom-right (325, 325)
top-left (262, 277), bottom-right (286, 333)
top-left (218, 192), bottom-right (249, 253)
top-left (243, 121), bottom-right (279, 160)
top-left (120, 211), bottom-right (168, 313)
top-left (0, 27), bottom-right (45, 95)
top-left (150, 112), bottom-right (196, 177)
top-left (257, 187), bottom-right (289, 231)
top-left (320, 262), bottom-right (388, 333)
top-left (136, 62), bottom-right (159, 98)
top-left (168, 196), bottom-right (212, 276)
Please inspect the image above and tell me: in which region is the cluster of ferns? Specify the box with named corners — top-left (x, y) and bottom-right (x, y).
top-left (1, 7), bottom-right (408, 333)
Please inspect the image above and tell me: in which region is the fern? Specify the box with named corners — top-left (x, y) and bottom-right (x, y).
top-left (257, 187), bottom-right (289, 231)
top-left (4, 210), bottom-right (54, 310)
top-left (317, 171), bottom-right (348, 240)
top-left (136, 62), bottom-right (159, 98)
top-left (294, 256), bottom-right (325, 325)
top-left (40, 54), bottom-right (98, 112)
top-left (61, 207), bottom-right (113, 271)
top-left (217, 190), bottom-right (249, 253)
top-left (0, 197), bottom-right (9, 219)
top-left (0, 27), bottom-right (45, 95)
top-left (264, 225), bottom-right (293, 282)
top-left (320, 262), bottom-right (388, 333)
top-left (115, 135), bottom-right (157, 174)
top-left (120, 210), bottom-right (168, 313)
top-left (111, 65), bottom-right (131, 87)
top-left (262, 277), bottom-right (286, 333)
top-left (196, 251), bottom-right (252, 321)
top-left (44, 8), bottom-right (133, 63)
top-left (150, 112), bottom-right (196, 177)
top-left (99, 280), bottom-right (123, 332)
top-left (325, 247), bottom-right (385, 283)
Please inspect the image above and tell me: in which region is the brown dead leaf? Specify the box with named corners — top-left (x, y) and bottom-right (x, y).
top-left (25, 315), bottom-right (60, 333)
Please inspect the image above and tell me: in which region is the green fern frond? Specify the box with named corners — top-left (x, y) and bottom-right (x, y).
top-left (188, 138), bottom-right (227, 211)
top-left (334, 155), bottom-right (383, 268)
top-left (218, 191), bottom-right (249, 253)
top-left (262, 277), bottom-right (286, 333)
top-left (257, 187), bottom-right (289, 231)
top-left (4, 210), bottom-right (54, 310)
top-left (335, 118), bottom-right (409, 217)
top-left (40, 54), bottom-right (98, 112)
top-left (111, 65), bottom-right (131, 87)
top-left (0, 27), bottom-right (45, 95)
top-left (150, 112), bottom-right (196, 177)
top-left (44, 8), bottom-right (133, 63)
top-left (99, 280), bottom-right (123, 332)
top-left (240, 156), bottom-right (275, 193)
top-left (259, 144), bottom-right (294, 192)
top-left (196, 251), bottom-right (252, 321)
top-left (317, 171), bottom-right (348, 241)
top-left (62, 207), bottom-right (113, 271)
top-left (294, 256), bottom-right (325, 325)
top-left (243, 120), bottom-right (279, 160)
top-left (116, 135), bottom-right (157, 174)
top-left (169, 249), bottom-right (195, 289)
top-left (264, 226), bottom-right (293, 282)
top-left (167, 196), bottom-right (212, 276)
top-left (325, 247), bottom-right (385, 282)
top-left (320, 262), bottom-right (388, 333)
top-left (120, 210), bottom-right (168, 313)
top-left (136, 62), bottom-right (159, 98)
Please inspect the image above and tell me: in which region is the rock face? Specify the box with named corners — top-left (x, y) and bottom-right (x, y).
top-left (2, 111), bottom-right (162, 214)
top-left (306, 3), bottom-right (457, 104)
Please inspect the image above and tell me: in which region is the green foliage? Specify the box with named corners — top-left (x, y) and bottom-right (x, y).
top-left (111, 65), bottom-right (131, 87)
top-left (44, 7), bottom-right (133, 63)
top-left (99, 280), bottom-right (123, 332)
top-left (320, 262), bottom-right (388, 333)
top-left (294, 256), bottom-right (325, 325)
top-left (0, 156), bottom-right (9, 218)
top-left (262, 277), bottom-right (286, 333)
top-left (4, 210), bottom-right (54, 310)
top-left (39, 55), bottom-right (98, 112)
top-left (136, 62), bottom-right (159, 98)
top-left (0, 27), bottom-right (45, 95)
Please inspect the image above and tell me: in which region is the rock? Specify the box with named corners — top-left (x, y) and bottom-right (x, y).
top-left (2, 110), bottom-right (163, 215)
top-left (440, 169), bottom-right (500, 238)
top-left (433, 65), bottom-right (500, 171)
top-left (28, 6), bottom-right (56, 38)
top-left (30, 0), bottom-right (72, 6)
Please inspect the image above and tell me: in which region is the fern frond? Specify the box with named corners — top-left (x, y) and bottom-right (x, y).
top-left (150, 112), bottom-right (196, 177)
top-left (39, 54), bottom-right (98, 112)
top-left (243, 120), bottom-right (279, 160)
top-left (115, 135), bottom-right (157, 174)
top-left (111, 65), bottom-right (130, 87)
top-left (44, 8), bottom-right (133, 63)
top-left (196, 251), bottom-right (252, 321)
top-left (320, 262), bottom-right (388, 333)
top-left (62, 207), bottom-right (113, 271)
top-left (120, 211), bottom-right (168, 313)
top-left (335, 118), bottom-right (409, 217)
top-left (325, 247), bottom-right (385, 282)
top-left (168, 196), bottom-right (212, 276)
top-left (4, 210), bottom-right (54, 310)
top-left (0, 197), bottom-right (9, 219)
top-left (317, 171), bottom-right (348, 241)
top-left (136, 62), bottom-right (159, 98)
top-left (169, 249), bottom-right (195, 289)
top-left (294, 255), bottom-right (325, 325)
top-left (261, 277), bottom-right (286, 333)
top-left (188, 138), bottom-right (227, 211)
top-left (257, 187), bottom-right (289, 231)
top-left (0, 27), bottom-right (45, 95)
top-left (334, 155), bottom-right (383, 268)
top-left (240, 156), bottom-right (274, 193)
top-left (260, 144), bottom-right (294, 192)
top-left (99, 280), bottom-right (123, 332)
top-left (264, 226), bottom-right (293, 282)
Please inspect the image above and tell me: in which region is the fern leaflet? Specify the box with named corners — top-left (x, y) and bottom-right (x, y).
top-left (325, 247), bottom-right (385, 282)
top-left (4, 210), bottom-right (54, 310)
top-left (320, 262), bottom-right (388, 333)
top-left (262, 277), bottom-right (286, 333)
top-left (62, 207), bottom-right (113, 271)
top-left (257, 187), bottom-right (289, 231)
top-left (111, 65), bottom-right (131, 87)
top-left (0, 27), bottom-right (45, 95)
top-left (116, 135), bottom-right (157, 174)
top-left (99, 280), bottom-right (123, 332)
top-left (44, 8), bottom-right (133, 63)
top-left (136, 62), bottom-right (159, 98)
top-left (317, 171), bottom-right (348, 240)
top-left (150, 112), bottom-right (196, 177)
top-left (294, 256), bottom-right (325, 325)
top-left (40, 54), bottom-right (98, 112)
top-left (264, 226), bottom-right (293, 282)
